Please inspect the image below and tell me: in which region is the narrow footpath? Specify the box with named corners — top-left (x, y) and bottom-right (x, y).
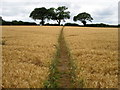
top-left (56, 26), bottom-right (73, 88)
top-left (44, 26), bottom-right (74, 88)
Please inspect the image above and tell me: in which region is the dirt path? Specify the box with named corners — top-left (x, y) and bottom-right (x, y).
top-left (44, 26), bottom-right (74, 88)
top-left (56, 26), bottom-right (73, 88)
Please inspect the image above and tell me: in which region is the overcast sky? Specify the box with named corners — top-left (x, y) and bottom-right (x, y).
top-left (0, 0), bottom-right (119, 25)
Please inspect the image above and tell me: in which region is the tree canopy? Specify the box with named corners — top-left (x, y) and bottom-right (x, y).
top-left (53, 6), bottom-right (70, 25)
top-left (73, 12), bottom-right (93, 26)
top-left (29, 7), bottom-right (55, 25)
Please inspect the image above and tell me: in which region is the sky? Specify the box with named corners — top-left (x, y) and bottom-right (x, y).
top-left (0, 0), bottom-right (119, 25)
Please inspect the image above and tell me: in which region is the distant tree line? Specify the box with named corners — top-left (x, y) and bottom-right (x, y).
top-left (1, 18), bottom-right (118, 27)
top-left (0, 17), bottom-right (37, 25)
top-left (85, 23), bottom-right (118, 27)
top-left (118, 24), bottom-right (120, 27)
top-left (2, 20), bottom-right (37, 25)
top-left (64, 23), bottom-right (118, 27)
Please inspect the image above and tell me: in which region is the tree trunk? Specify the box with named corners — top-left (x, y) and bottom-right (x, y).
top-left (82, 21), bottom-right (86, 26)
top-left (40, 18), bottom-right (45, 25)
top-left (58, 19), bottom-right (61, 26)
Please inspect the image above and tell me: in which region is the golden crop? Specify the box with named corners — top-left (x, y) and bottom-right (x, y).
top-left (1, 26), bottom-right (118, 88)
top-left (64, 27), bottom-right (118, 88)
top-left (2, 26), bottom-right (61, 88)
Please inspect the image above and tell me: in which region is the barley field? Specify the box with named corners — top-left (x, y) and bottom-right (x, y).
top-left (1, 26), bottom-right (118, 88)
top-left (2, 26), bottom-right (61, 88)
top-left (64, 27), bottom-right (118, 88)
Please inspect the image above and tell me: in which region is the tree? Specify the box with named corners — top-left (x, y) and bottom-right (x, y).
top-left (0, 16), bottom-right (2, 21)
top-left (73, 12), bottom-right (93, 26)
top-left (52, 6), bottom-right (70, 25)
top-left (0, 16), bottom-right (3, 25)
top-left (47, 8), bottom-right (56, 20)
top-left (29, 7), bottom-right (54, 25)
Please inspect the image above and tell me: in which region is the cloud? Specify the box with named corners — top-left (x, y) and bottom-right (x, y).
top-left (92, 5), bottom-right (118, 24)
top-left (1, 0), bottom-right (119, 25)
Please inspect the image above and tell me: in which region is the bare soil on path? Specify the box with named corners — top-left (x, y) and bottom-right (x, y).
top-left (44, 26), bottom-right (74, 88)
top-left (56, 27), bottom-right (73, 88)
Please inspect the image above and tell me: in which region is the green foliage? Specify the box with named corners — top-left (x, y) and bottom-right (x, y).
top-left (64, 23), bottom-right (79, 26)
top-left (30, 7), bottom-right (47, 20)
top-left (52, 6), bottom-right (70, 25)
top-left (30, 6), bottom-right (70, 26)
top-left (0, 16), bottom-right (2, 25)
top-left (47, 8), bottom-right (56, 20)
top-left (73, 12), bottom-right (93, 26)
top-left (86, 23), bottom-right (110, 27)
top-left (30, 7), bottom-right (55, 25)
top-left (1, 17), bottom-right (37, 25)
top-left (44, 45), bottom-right (60, 88)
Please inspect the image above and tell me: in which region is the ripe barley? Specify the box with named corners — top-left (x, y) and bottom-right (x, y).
top-left (2, 26), bottom-right (61, 88)
top-left (64, 27), bottom-right (118, 88)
